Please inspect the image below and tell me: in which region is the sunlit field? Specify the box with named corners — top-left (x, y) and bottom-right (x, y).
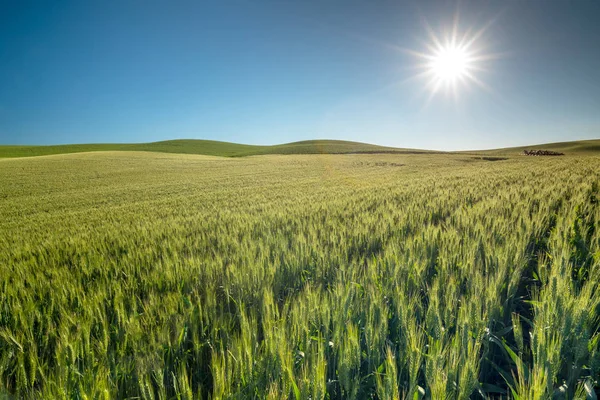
top-left (1, 151), bottom-right (599, 399)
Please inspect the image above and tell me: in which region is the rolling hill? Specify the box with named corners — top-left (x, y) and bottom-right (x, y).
top-left (0, 140), bottom-right (263, 158)
top-left (470, 139), bottom-right (600, 155)
top-left (0, 138), bottom-right (598, 159)
top-left (0, 139), bottom-right (430, 158)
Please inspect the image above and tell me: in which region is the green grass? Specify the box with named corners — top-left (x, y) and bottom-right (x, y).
top-left (1, 151), bottom-right (599, 399)
top-left (2, 138), bottom-right (599, 159)
top-left (469, 138), bottom-right (600, 155)
top-left (0, 143), bottom-right (133, 158)
top-left (0, 140), bottom-right (264, 158)
top-left (251, 140), bottom-right (430, 155)
top-left (0, 139), bottom-right (428, 159)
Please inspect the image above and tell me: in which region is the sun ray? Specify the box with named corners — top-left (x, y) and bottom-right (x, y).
top-left (407, 14), bottom-right (500, 99)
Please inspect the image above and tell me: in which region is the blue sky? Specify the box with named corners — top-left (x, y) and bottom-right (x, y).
top-left (1, 1), bottom-right (599, 150)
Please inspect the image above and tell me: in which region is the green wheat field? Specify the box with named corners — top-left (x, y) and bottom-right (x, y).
top-left (1, 143), bottom-right (599, 399)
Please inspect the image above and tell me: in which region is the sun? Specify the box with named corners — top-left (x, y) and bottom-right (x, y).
top-left (405, 16), bottom-right (499, 99)
top-left (430, 44), bottom-right (472, 82)
top-left (418, 34), bottom-right (485, 96)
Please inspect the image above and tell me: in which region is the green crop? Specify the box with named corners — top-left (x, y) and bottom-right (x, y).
top-left (1, 151), bottom-right (599, 399)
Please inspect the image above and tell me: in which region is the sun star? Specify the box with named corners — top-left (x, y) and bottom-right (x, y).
top-left (430, 44), bottom-right (471, 82)
top-left (407, 16), bottom-right (499, 99)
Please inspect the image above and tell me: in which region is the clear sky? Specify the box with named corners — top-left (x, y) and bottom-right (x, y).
top-left (1, 1), bottom-right (599, 150)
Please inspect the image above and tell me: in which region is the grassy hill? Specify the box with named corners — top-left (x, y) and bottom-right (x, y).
top-left (250, 140), bottom-right (430, 155)
top-left (0, 140), bottom-right (266, 158)
top-left (471, 139), bottom-right (600, 155)
top-left (1, 138), bottom-right (598, 159)
top-left (0, 143), bottom-right (131, 158)
top-left (0, 139), bottom-right (427, 158)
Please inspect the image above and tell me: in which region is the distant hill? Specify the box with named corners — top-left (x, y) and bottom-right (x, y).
top-left (0, 139), bottom-right (430, 158)
top-left (249, 140), bottom-right (431, 155)
top-left (469, 139), bottom-right (600, 156)
top-left (0, 138), bottom-right (598, 159)
top-left (0, 140), bottom-right (263, 158)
